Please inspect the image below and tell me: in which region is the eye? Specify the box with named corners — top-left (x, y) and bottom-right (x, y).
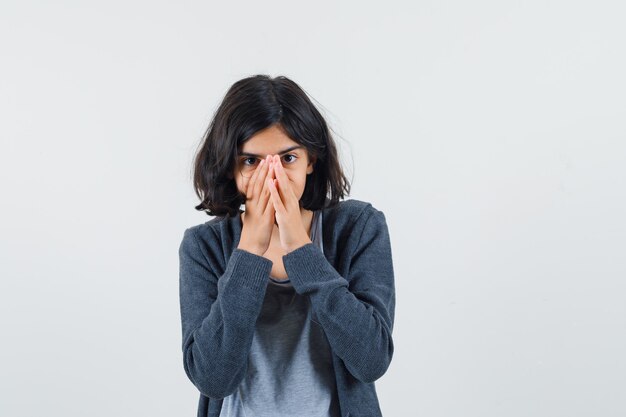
top-left (242, 157), bottom-right (258, 166)
top-left (283, 154), bottom-right (297, 164)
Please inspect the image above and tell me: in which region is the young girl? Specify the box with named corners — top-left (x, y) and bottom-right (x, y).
top-left (179, 74), bottom-right (396, 417)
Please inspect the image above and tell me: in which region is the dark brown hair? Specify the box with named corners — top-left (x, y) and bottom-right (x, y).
top-left (191, 74), bottom-right (351, 217)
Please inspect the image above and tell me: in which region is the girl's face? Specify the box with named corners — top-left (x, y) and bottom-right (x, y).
top-left (234, 124), bottom-right (316, 205)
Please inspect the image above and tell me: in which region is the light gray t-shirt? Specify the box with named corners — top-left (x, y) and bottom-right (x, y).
top-left (220, 210), bottom-right (341, 417)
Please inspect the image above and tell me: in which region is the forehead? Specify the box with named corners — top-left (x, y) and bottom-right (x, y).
top-left (239, 125), bottom-right (304, 156)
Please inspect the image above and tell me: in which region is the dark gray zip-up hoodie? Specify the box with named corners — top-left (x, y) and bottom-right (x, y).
top-left (178, 198), bottom-right (396, 417)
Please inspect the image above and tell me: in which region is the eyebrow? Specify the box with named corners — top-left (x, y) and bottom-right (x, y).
top-left (239, 145), bottom-right (304, 157)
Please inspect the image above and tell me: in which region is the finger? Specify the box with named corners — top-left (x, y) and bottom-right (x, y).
top-left (263, 182), bottom-right (275, 216)
top-left (267, 177), bottom-right (285, 215)
top-left (244, 158), bottom-right (265, 198)
top-left (257, 156), bottom-right (275, 199)
top-left (251, 157), bottom-right (270, 199)
top-left (272, 155), bottom-right (296, 206)
top-left (259, 161), bottom-right (274, 210)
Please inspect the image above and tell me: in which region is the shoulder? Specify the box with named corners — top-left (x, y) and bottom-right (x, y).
top-left (321, 199), bottom-right (389, 258)
top-left (179, 215), bottom-right (233, 271)
top-left (323, 198), bottom-right (385, 229)
top-left (184, 215), bottom-right (228, 236)
top-left (180, 216), bottom-right (225, 245)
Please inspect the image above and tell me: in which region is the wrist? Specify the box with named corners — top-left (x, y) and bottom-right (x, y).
top-left (237, 240), bottom-right (264, 257)
top-left (286, 237), bottom-right (312, 254)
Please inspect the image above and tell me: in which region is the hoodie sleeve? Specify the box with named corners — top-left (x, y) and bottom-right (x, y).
top-left (178, 227), bottom-right (272, 399)
top-left (282, 206), bottom-right (396, 383)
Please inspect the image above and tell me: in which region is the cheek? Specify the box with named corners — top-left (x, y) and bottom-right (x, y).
top-left (235, 175), bottom-right (247, 194)
top-left (285, 169), bottom-right (306, 188)
top-left (286, 164), bottom-right (305, 178)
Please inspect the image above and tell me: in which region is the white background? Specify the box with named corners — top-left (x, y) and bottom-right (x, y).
top-left (1, 1), bottom-right (625, 416)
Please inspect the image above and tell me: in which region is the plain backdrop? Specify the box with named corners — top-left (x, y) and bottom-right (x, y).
top-left (1, 1), bottom-right (625, 416)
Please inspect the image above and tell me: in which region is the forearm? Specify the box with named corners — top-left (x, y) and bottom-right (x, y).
top-left (283, 242), bottom-right (395, 383)
top-left (180, 247), bottom-right (272, 398)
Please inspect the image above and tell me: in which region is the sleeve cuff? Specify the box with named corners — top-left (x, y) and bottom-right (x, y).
top-left (282, 242), bottom-right (347, 294)
top-left (218, 248), bottom-right (273, 297)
